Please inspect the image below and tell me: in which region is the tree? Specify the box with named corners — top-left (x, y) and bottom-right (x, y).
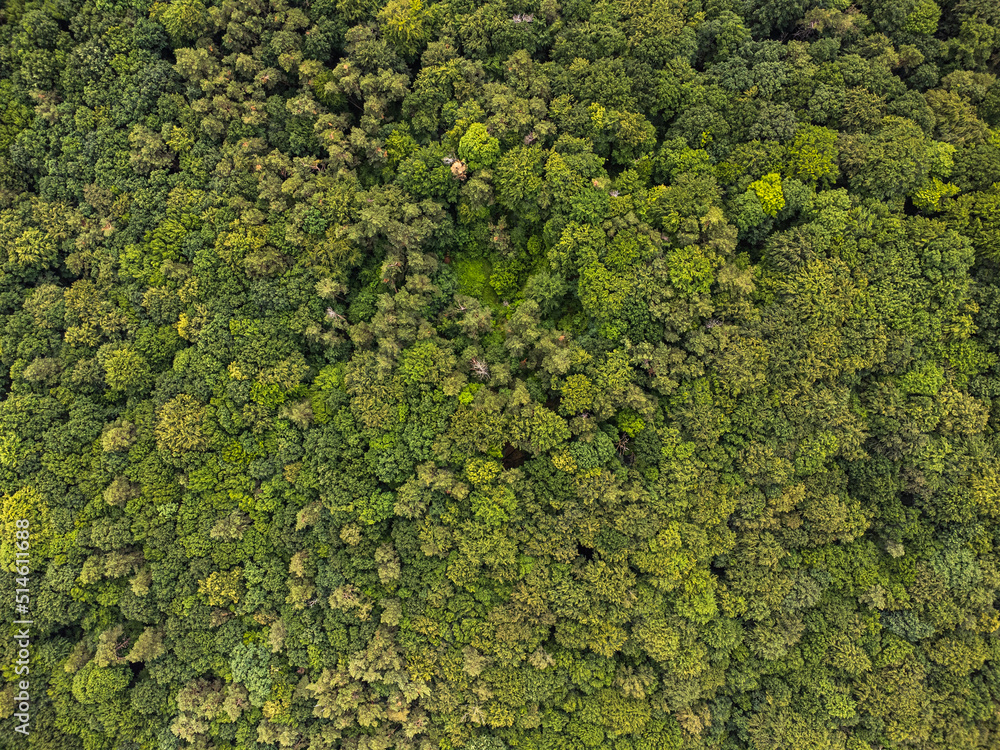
top-left (101, 346), bottom-right (151, 394)
top-left (153, 0), bottom-right (209, 45)
top-left (156, 394), bottom-right (209, 459)
top-left (749, 173), bottom-right (785, 217)
top-left (378, 0), bottom-right (430, 57)
top-left (785, 125), bottom-right (839, 186)
top-left (459, 123), bottom-right (501, 171)
top-left (839, 116), bottom-right (939, 201)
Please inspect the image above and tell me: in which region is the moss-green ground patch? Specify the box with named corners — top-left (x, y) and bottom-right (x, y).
top-left (454, 255), bottom-right (501, 305)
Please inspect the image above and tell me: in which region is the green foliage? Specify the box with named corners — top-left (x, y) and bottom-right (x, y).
top-left (3, 3), bottom-right (1000, 750)
top-left (155, 394), bottom-right (209, 459)
top-left (496, 145), bottom-right (547, 222)
top-left (656, 138), bottom-right (714, 183)
top-left (454, 255), bottom-right (500, 304)
top-left (198, 567), bottom-right (244, 607)
top-left (459, 123), bottom-right (502, 172)
top-left (229, 642), bottom-right (272, 707)
top-left (617, 409), bottom-right (645, 437)
top-left (911, 177), bottom-right (960, 212)
top-left (666, 244), bottom-right (716, 296)
top-left (101, 346), bottom-right (150, 393)
top-left (904, 0), bottom-right (942, 34)
top-left (153, 0), bottom-right (208, 44)
top-left (470, 484), bottom-right (517, 525)
top-left (786, 126), bottom-right (840, 186)
top-left (749, 172), bottom-right (786, 217)
top-left (72, 663), bottom-right (131, 705)
top-left (378, 0), bottom-right (430, 56)
top-left (898, 362), bottom-right (946, 396)
top-left (0, 80), bottom-right (30, 153)
top-left (359, 490), bottom-right (395, 525)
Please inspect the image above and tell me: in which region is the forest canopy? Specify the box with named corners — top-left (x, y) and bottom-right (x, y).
top-left (2, 0), bottom-right (1000, 749)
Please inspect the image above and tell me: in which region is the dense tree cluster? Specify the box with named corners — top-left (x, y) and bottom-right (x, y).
top-left (2, 0), bottom-right (1000, 748)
